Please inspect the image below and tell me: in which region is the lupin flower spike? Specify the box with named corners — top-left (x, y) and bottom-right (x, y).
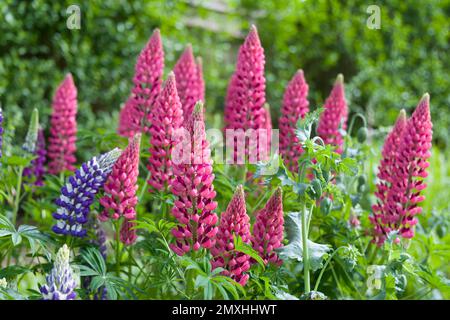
top-left (380, 94), bottom-right (432, 243)
top-left (99, 134), bottom-right (141, 221)
top-left (52, 148), bottom-right (122, 237)
top-left (118, 29), bottom-right (164, 137)
top-left (23, 127), bottom-right (47, 186)
top-left (211, 185), bottom-right (251, 286)
top-left (40, 244), bottom-right (77, 300)
top-left (317, 74), bottom-right (348, 154)
top-left (173, 45), bottom-right (204, 123)
top-left (251, 187), bottom-right (284, 266)
top-left (279, 70), bottom-right (310, 172)
top-left (169, 102), bottom-right (218, 256)
top-left (120, 218), bottom-right (138, 245)
top-left (147, 72), bottom-right (184, 191)
top-left (48, 74), bottom-right (78, 174)
top-left (22, 108), bottom-right (39, 154)
top-left (224, 25), bottom-right (268, 161)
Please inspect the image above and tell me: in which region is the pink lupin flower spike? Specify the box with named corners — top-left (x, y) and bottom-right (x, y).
top-left (224, 25), bottom-right (268, 161)
top-left (147, 72), bottom-right (184, 191)
top-left (211, 185), bottom-right (251, 286)
top-left (317, 74), bottom-right (348, 154)
top-left (382, 94), bottom-right (432, 243)
top-left (173, 45), bottom-right (204, 124)
top-left (370, 110), bottom-right (407, 245)
top-left (118, 29), bottom-right (164, 137)
top-left (169, 102), bottom-right (218, 256)
top-left (251, 187), bottom-right (284, 266)
top-left (279, 70), bottom-right (310, 172)
top-left (99, 134), bottom-right (141, 222)
top-left (48, 74), bottom-right (78, 175)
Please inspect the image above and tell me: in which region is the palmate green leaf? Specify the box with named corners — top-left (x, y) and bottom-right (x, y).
top-left (0, 265), bottom-right (30, 279)
top-left (275, 212), bottom-right (331, 271)
top-left (2, 155), bottom-right (34, 167)
top-left (233, 235), bottom-right (265, 269)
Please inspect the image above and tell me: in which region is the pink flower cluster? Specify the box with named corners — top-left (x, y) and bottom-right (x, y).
top-left (173, 45), bottom-right (205, 124)
top-left (169, 103), bottom-right (218, 256)
top-left (251, 187), bottom-right (284, 266)
top-left (99, 134), bottom-right (141, 222)
top-left (371, 94), bottom-right (432, 245)
top-left (224, 26), bottom-right (269, 161)
top-left (317, 74), bottom-right (348, 154)
top-left (48, 74), bottom-right (78, 175)
top-left (147, 73), bottom-right (184, 191)
top-left (279, 70), bottom-right (310, 172)
top-left (211, 185), bottom-right (251, 286)
top-left (118, 29), bottom-right (164, 137)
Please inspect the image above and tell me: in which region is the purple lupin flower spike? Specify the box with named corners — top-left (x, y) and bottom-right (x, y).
top-left (40, 244), bottom-right (77, 300)
top-left (52, 148), bottom-right (121, 237)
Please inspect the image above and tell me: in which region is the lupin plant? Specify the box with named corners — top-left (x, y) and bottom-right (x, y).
top-left (40, 244), bottom-right (77, 300)
top-left (23, 127), bottom-right (47, 186)
top-left (371, 94), bottom-right (433, 244)
top-left (317, 74), bottom-right (348, 154)
top-left (52, 148), bottom-right (121, 237)
top-left (147, 72), bottom-right (184, 191)
top-left (169, 102), bottom-right (218, 256)
top-left (48, 74), bottom-right (78, 175)
top-left (173, 45), bottom-right (205, 124)
top-left (118, 29), bottom-right (164, 137)
top-left (279, 70), bottom-right (310, 172)
top-left (211, 185), bottom-right (252, 286)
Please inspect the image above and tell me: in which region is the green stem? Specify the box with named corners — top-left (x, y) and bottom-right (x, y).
top-left (313, 246), bottom-right (346, 291)
top-left (115, 220), bottom-right (122, 277)
top-left (12, 166), bottom-right (24, 226)
top-left (302, 202), bottom-right (311, 294)
top-left (138, 169), bottom-right (151, 202)
top-left (186, 250), bottom-right (197, 297)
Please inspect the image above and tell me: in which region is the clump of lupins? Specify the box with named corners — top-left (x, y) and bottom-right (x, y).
top-left (317, 74), bottom-right (348, 154)
top-left (224, 25), bottom-right (269, 161)
top-left (251, 187), bottom-right (284, 266)
top-left (173, 45), bottom-right (205, 124)
top-left (279, 70), bottom-right (310, 172)
top-left (40, 244), bottom-right (77, 300)
top-left (118, 29), bottom-right (164, 137)
top-left (211, 185), bottom-right (251, 286)
top-left (48, 74), bottom-right (78, 174)
top-left (99, 134), bottom-right (141, 222)
top-left (169, 102), bottom-right (218, 256)
top-left (52, 148), bottom-right (121, 237)
top-left (23, 127), bottom-right (47, 186)
top-left (147, 72), bottom-right (184, 191)
top-left (371, 94), bottom-right (432, 244)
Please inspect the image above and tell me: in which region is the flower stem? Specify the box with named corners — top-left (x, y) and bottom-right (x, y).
top-left (12, 166), bottom-right (24, 226)
top-left (302, 202), bottom-right (311, 294)
top-left (115, 219), bottom-right (122, 277)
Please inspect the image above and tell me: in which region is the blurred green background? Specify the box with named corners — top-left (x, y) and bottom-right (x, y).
top-left (0, 0), bottom-right (448, 149)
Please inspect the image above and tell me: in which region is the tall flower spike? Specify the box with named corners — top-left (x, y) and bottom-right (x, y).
top-left (382, 94), bottom-right (433, 242)
top-left (317, 74), bottom-right (348, 154)
top-left (48, 74), bottom-right (78, 174)
top-left (279, 70), bottom-right (310, 172)
top-left (23, 127), bottom-right (47, 186)
top-left (118, 29), bottom-right (164, 137)
top-left (40, 244), bottom-right (77, 300)
top-left (120, 219), bottom-right (137, 245)
top-left (52, 148), bottom-right (121, 237)
top-left (224, 25), bottom-right (267, 161)
top-left (0, 107), bottom-right (4, 162)
top-left (251, 187), bottom-right (284, 266)
top-left (147, 72), bottom-right (184, 191)
top-left (169, 102), bottom-right (218, 256)
top-left (370, 110), bottom-right (407, 245)
top-left (173, 45), bottom-right (204, 123)
top-left (99, 134), bottom-right (141, 221)
top-left (211, 185), bottom-right (251, 286)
